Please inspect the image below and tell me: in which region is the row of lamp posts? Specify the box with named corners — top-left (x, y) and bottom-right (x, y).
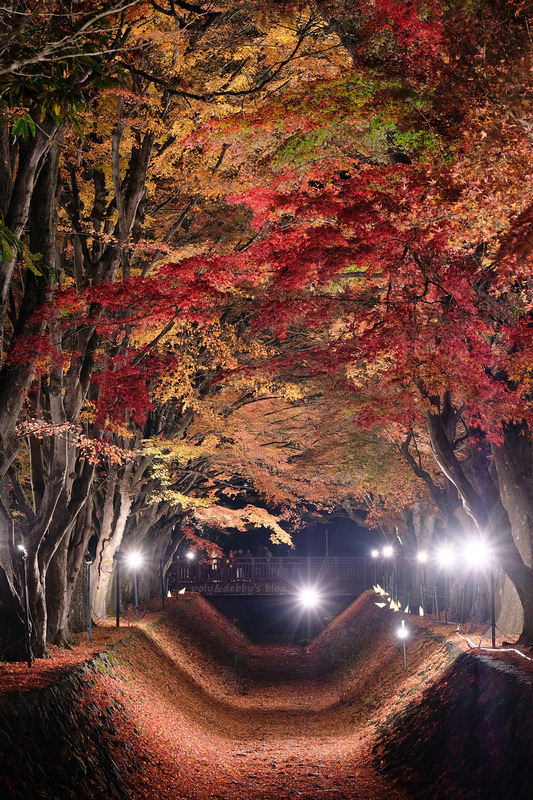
top-left (15, 536), bottom-right (496, 669)
top-left (371, 537), bottom-right (498, 667)
top-left (106, 548), bottom-right (196, 629)
top-left (17, 544), bottom-right (198, 665)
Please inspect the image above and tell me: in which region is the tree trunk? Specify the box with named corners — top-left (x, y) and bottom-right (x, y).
top-left (426, 409), bottom-right (533, 644)
top-left (92, 464), bottom-right (134, 619)
top-left (26, 550), bottom-right (48, 658)
top-left (46, 531), bottom-right (71, 646)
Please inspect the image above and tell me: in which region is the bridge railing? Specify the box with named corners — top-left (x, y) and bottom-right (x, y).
top-left (177, 556), bottom-right (372, 586)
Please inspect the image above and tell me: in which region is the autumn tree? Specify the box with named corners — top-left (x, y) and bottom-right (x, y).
top-left (4, 0), bottom-right (532, 660)
top-left (0, 0), bottom-right (346, 658)
top-left (179, 1), bottom-right (533, 640)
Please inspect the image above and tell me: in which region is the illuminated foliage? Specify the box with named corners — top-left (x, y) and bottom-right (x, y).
top-left (2, 0), bottom-right (533, 659)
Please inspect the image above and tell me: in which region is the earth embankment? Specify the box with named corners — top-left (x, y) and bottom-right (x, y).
top-left (1, 591), bottom-right (532, 799)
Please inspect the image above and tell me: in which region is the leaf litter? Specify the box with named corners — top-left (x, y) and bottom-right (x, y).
top-left (1, 591), bottom-right (531, 799)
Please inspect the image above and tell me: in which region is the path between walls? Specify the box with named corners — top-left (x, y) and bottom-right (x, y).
top-left (2, 592), bottom-right (531, 799)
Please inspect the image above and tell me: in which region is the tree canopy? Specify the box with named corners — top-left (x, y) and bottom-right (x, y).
top-left (1, 0), bottom-right (533, 659)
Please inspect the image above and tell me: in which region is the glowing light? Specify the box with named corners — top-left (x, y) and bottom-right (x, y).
top-left (17, 543), bottom-right (26, 552)
top-left (126, 551), bottom-right (143, 569)
top-left (299, 587), bottom-right (320, 608)
top-left (383, 545), bottom-right (394, 558)
top-left (416, 551), bottom-right (428, 563)
top-left (167, 590), bottom-right (172, 598)
top-left (463, 540), bottom-right (491, 567)
top-left (437, 545), bottom-right (453, 566)
top-left (186, 551), bottom-right (196, 560)
top-left (396, 620), bottom-right (409, 640)
top-left (178, 587), bottom-right (186, 594)
top-left (371, 549), bottom-right (380, 558)
top-left (419, 606), bottom-right (425, 616)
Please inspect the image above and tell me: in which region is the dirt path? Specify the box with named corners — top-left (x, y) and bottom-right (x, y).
top-left (6, 593), bottom-right (521, 799)
top-left (107, 604), bottom-right (415, 800)
top-left (120, 645), bottom-right (410, 800)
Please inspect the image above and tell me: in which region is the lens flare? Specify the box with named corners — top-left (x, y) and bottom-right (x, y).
top-left (299, 587), bottom-right (320, 608)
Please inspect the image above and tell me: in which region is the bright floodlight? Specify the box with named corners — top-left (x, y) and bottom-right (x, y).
top-left (186, 550), bottom-right (196, 560)
top-left (396, 620), bottom-right (409, 640)
top-left (383, 545), bottom-right (394, 558)
top-left (126, 551), bottom-right (143, 569)
top-left (17, 543), bottom-right (26, 551)
top-left (463, 540), bottom-right (491, 567)
top-left (371, 549), bottom-right (380, 558)
top-left (299, 587), bottom-right (319, 608)
top-left (437, 545), bottom-right (453, 566)
top-left (416, 551), bottom-right (428, 563)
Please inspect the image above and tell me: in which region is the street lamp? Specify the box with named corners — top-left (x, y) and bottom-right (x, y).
top-left (371, 549), bottom-right (380, 585)
top-left (113, 551), bottom-right (122, 627)
top-left (85, 553), bottom-right (95, 642)
top-left (186, 550), bottom-right (196, 582)
top-left (297, 585), bottom-right (322, 641)
top-left (463, 539), bottom-right (495, 647)
top-left (298, 586), bottom-right (320, 608)
top-left (382, 545), bottom-right (394, 598)
top-left (396, 618), bottom-right (409, 670)
top-left (159, 558), bottom-right (165, 610)
top-left (437, 545), bottom-right (454, 624)
top-left (416, 551), bottom-right (428, 615)
top-left (126, 551), bottom-right (143, 621)
top-left (17, 544), bottom-right (32, 668)
top-left (175, 548), bottom-right (195, 597)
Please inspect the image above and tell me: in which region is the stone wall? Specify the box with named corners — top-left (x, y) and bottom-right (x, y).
top-left (0, 653), bottom-right (143, 799)
top-left (374, 650), bottom-right (533, 800)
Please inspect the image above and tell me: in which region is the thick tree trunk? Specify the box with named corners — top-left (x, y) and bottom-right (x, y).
top-left (0, 493), bottom-right (26, 660)
top-left (0, 565), bottom-right (26, 661)
top-left (92, 464), bottom-right (134, 619)
top-left (0, 114), bottom-right (59, 351)
top-left (426, 409), bottom-right (533, 644)
top-left (26, 551), bottom-right (48, 658)
top-left (46, 532), bottom-right (71, 646)
top-left (491, 434), bottom-right (533, 636)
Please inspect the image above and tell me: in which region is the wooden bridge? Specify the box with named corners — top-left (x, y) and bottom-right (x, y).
top-left (177, 556), bottom-right (373, 597)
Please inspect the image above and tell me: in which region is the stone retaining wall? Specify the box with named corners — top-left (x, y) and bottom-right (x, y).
top-left (0, 654), bottom-right (143, 800)
top-left (374, 650), bottom-right (533, 800)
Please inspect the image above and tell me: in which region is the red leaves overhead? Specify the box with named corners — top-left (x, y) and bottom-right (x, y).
top-left (220, 159), bottom-right (533, 438)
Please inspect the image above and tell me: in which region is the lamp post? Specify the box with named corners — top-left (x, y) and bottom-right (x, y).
top-left (85, 553), bottom-right (95, 642)
top-left (396, 618), bottom-right (409, 670)
top-left (159, 558), bottom-right (165, 610)
top-left (416, 551), bottom-right (428, 615)
top-left (186, 550), bottom-right (196, 582)
top-left (17, 544), bottom-right (32, 668)
top-left (464, 539), bottom-right (495, 646)
top-left (371, 549), bottom-right (379, 586)
top-left (113, 551), bottom-right (121, 627)
top-left (126, 552), bottom-right (143, 621)
top-left (383, 545), bottom-right (394, 598)
top-left (437, 545), bottom-right (453, 624)
top-left (490, 568), bottom-right (496, 648)
top-left (298, 585), bottom-right (321, 640)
